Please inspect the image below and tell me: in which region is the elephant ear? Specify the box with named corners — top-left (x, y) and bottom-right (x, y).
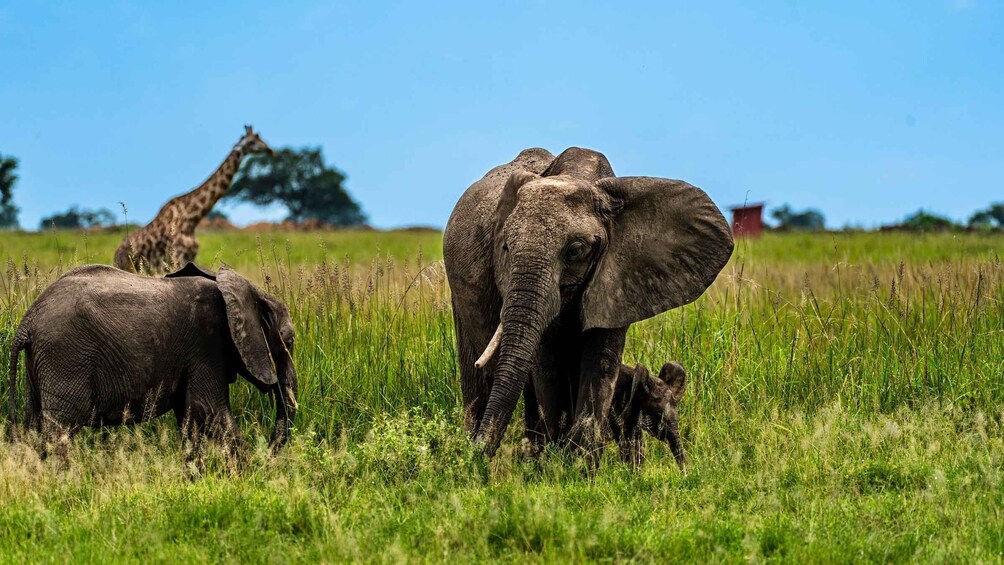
top-left (217, 267), bottom-right (277, 387)
top-left (657, 362), bottom-right (687, 404)
top-left (494, 169), bottom-right (540, 227)
top-left (582, 177), bottom-right (734, 330)
top-left (164, 262), bottom-right (217, 281)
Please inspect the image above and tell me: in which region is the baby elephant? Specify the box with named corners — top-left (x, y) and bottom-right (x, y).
top-left (609, 361), bottom-right (687, 468)
top-left (7, 263), bottom-right (297, 468)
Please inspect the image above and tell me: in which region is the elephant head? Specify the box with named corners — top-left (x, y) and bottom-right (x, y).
top-left (473, 148), bottom-right (732, 455)
top-left (216, 267), bottom-right (298, 452)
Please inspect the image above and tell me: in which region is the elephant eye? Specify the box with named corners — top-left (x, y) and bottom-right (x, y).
top-left (563, 240), bottom-right (590, 262)
top-left (281, 328), bottom-right (294, 349)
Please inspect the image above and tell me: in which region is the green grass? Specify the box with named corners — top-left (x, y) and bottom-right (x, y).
top-left (0, 229), bottom-right (1002, 563)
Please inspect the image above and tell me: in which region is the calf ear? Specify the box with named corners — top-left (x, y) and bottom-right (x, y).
top-left (658, 362), bottom-right (687, 404)
top-left (217, 267), bottom-right (277, 388)
top-left (165, 262), bottom-right (217, 281)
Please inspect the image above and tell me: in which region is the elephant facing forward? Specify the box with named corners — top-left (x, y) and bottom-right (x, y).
top-left (444, 147), bottom-right (732, 458)
top-left (7, 263), bottom-right (297, 468)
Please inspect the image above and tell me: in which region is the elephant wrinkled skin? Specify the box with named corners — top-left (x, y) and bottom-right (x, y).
top-left (443, 147), bottom-right (732, 458)
top-left (7, 263), bottom-right (297, 468)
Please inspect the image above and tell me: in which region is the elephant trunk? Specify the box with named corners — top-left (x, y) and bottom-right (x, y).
top-left (475, 266), bottom-right (556, 456)
top-left (269, 360), bottom-right (298, 453)
top-left (651, 410), bottom-right (686, 468)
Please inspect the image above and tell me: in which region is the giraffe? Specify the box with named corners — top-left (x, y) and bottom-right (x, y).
top-left (114, 126), bottom-right (273, 273)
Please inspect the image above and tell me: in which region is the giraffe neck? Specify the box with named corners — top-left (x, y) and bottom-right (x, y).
top-left (173, 149), bottom-right (245, 230)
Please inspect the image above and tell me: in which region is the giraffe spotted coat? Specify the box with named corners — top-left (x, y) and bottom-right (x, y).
top-left (114, 126), bottom-right (273, 273)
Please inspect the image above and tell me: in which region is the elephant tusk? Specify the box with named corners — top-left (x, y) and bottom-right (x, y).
top-left (474, 323), bottom-right (502, 369)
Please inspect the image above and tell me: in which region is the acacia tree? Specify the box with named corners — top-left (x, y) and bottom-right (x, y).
top-left (900, 209), bottom-right (958, 231)
top-left (770, 204), bottom-right (825, 231)
top-left (968, 203), bottom-right (1004, 230)
top-left (39, 206), bottom-right (116, 230)
top-left (227, 147), bottom-right (366, 226)
top-left (0, 154), bottom-right (20, 229)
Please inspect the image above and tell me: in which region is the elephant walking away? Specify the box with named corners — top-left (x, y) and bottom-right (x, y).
top-left (7, 263), bottom-right (297, 469)
top-left (444, 147), bottom-right (732, 458)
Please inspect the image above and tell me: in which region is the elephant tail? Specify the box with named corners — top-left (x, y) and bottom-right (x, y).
top-left (8, 324), bottom-right (29, 441)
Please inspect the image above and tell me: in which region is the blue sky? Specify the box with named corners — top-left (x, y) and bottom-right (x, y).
top-left (1, 1), bottom-right (1001, 229)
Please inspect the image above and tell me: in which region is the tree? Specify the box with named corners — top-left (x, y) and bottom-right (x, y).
top-left (40, 206), bottom-right (116, 230)
top-left (900, 209), bottom-right (958, 232)
top-left (968, 203), bottom-right (1004, 230)
top-left (227, 147), bottom-right (366, 227)
top-left (769, 204), bottom-right (825, 231)
top-left (0, 153), bottom-right (20, 229)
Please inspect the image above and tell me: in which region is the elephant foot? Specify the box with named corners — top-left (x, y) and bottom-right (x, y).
top-left (181, 427), bottom-right (206, 479)
top-left (224, 439), bottom-right (251, 475)
top-left (519, 437), bottom-right (545, 461)
top-left (564, 416), bottom-right (608, 462)
top-left (618, 438), bottom-right (646, 468)
top-left (40, 418), bottom-right (75, 471)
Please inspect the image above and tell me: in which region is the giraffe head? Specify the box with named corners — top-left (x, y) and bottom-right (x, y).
top-left (233, 125), bottom-right (274, 156)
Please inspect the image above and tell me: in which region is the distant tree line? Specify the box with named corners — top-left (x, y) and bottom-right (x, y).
top-left (881, 204), bottom-right (1004, 232)
top-left (768, 202), bottom-right (1004, 233)
top-left (0, 154), bottom-right (20, 229)
top-left (967, 203), bottom-right (1004, 230)
top-left (0, 148), bottom-right (998, 233)
top-left (40, 206), bottom-right (116, 230)
top-left (0, 147), bottom-right (367, 231)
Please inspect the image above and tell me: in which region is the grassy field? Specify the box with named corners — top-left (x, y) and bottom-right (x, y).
top-left (0, 229), bottom-right (1002, 562)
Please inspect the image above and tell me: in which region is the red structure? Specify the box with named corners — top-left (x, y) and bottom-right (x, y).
top-left (729, 203), bottom-right (765, 238)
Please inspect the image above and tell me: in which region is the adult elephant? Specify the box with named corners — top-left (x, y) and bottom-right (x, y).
top-left (444, 147), bottom-right (733, 457)
top-left (8, 263), bottom-right (297, 467)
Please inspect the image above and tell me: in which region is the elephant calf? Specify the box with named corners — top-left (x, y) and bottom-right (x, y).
top-left (609, 361), bottom-right (687, 468)
top-left (7, 263), bottom-right (297, 468)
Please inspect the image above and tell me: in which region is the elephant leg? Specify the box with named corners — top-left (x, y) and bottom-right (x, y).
top-left (37, 376), bottom-right (91, 468)
top-left (23, 374), bottom-right (42, 435)
top-left (610, 367), bottom-right (645, 466)
top-left (567, 327), bottom-right (628, 459)
top-left (175, 403), bottom-right (206, 476)
top-left (532, 332), bottom-right (578, 445)
top-left (40, 413), bottom-right (78, 470)
top-left (176, 377), bottom-right (216, 474)
top-left (459, 361), bottom-right (491, 439)
top-left (180, 364), bottom-right (243, 472)
top-left (522, 379), bottom-right (546, 457)
top-left (619, 427), bottom-right (645, 467)
top-left (453, 304), bottom-right (496, 438)
top-left (205, 409), bottom-right (250, 469)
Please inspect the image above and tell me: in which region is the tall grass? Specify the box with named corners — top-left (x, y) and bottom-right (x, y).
top-left (0, 229), bottom-right (1002, 562)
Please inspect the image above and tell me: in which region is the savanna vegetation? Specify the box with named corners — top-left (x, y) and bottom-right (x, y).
top-left (0, 229), bottom-right (1001, 562)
